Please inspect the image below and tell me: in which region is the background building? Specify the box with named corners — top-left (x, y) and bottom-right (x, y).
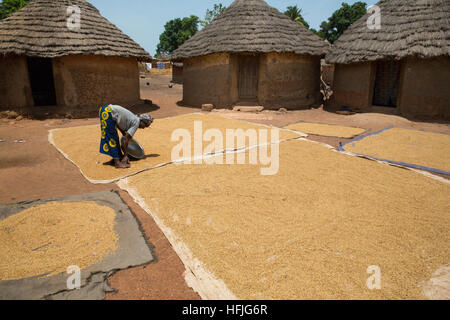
top-left (172, 0), bottom-right (329, 109)
top-left (326, 0), bottom-right (449, 119)
top-left (0, 0), bottom-right (151, 117)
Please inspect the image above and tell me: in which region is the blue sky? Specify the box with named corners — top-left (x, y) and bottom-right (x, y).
top-left (89, 0), bottom-right (378, 56)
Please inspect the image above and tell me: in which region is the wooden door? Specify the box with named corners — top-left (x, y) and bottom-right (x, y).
top-left (238, 56), bottom-right (259, 101)
top-left (372, 60), bottom-right (401, 107)
top-left (27, 57), bottom-right (57, 106)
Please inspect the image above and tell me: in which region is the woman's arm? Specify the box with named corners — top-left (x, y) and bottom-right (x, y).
top-left (120, 133), bottom-right (132, 163)
top-left (118, 127), bottom-right (126, 136)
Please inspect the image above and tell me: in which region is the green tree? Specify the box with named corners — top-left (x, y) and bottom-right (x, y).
top-left (200, 3), bottom-right (227, 27)
top-left (319, 2), bottom-right (367, 43)
top-left (0, 0), bottom-right (30, 20)
top-left (156, 15), bottom-right (199, 56)
top-left (284, 5), bottom-right (309, 29)
top-left (310, 28), bottom-right (326, 40)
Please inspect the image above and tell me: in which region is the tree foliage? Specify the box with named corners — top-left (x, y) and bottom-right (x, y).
top-left (284, 5), bottom-right (309, 29)
top-left (0, 0), bottom-right (30, 20)
top-left (318, 2), bottom-right (367, 43)
top-left (156, 15), bottom-right (199, 56)
top-left (200, 3), bottom-right (226, 27)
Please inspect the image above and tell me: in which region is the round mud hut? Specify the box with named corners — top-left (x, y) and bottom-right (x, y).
top-left (0, 0), bottom-right (151, 117)
top-left (171, 0), bottom-right (329, 110)
top-left (326, 0), bottom-right (450, 120)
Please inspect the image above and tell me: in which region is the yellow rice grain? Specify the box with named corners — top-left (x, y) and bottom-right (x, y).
top-left (50, 113), bottom-right (299, 182)
top-left (0, 201), bottom-right (118, 280)
top-left (126, 139), bottom-right (450, 299)
top-left (285, 122), bottom-right (366, 138)
top-left (345, 128), bottom-right (450, 172)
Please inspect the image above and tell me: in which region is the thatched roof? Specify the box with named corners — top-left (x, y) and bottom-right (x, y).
top-left (155, 52), bottom-right (172, 60)
top-left (326, 0), bottom-right (450, 64)
top-left (0, 0), bottom-right (151, 61)
top-left (172, 0), bottom-right (329, 60)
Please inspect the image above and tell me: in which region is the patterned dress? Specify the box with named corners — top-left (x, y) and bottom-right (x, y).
top-left (99, 105), bottom-right (122, 159)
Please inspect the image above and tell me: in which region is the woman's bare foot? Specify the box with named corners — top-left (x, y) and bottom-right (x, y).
top-left (115, 162), bottom-right (130, 169)
top-left (114, 159), bottom-right (130, 169)
top-left (122, 155), bottom-right (130, 164)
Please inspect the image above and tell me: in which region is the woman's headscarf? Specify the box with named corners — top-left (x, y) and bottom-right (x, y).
top-left (139, 114), bottom-right (153, 126)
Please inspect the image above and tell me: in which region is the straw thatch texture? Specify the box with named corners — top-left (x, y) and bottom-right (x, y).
top-left (326, 0), bottom-right (450, 64)
top-left (0, 0), bottom-right (151, 61)
top-left (172, 0), bottom-right (329, 60)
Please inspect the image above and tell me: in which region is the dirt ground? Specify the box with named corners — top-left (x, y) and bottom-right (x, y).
top-left (0, 73), bottom-right (448, 299)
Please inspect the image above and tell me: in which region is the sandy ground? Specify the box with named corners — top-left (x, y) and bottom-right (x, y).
top-left (0, 118), bottom-right (200, 299)
top-left (0, 73), bottom-right (449, 299)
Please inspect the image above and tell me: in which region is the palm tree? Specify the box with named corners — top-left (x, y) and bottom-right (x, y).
top-left (284, 5), bottom-right (310, 29)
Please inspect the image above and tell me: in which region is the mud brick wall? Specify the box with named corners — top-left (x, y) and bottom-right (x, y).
top-left (52, 55), bottom-right (140, 111)
top-left (398, 56), bottom-right (450, 120)
top-left (0, 56), bottom-right (34, 107)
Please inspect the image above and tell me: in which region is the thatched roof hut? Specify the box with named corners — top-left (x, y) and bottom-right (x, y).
top-left (326, 0), bottom-right (450, 119)
top-left (0, 0), bottom-right (151, 60)
top-left (172, 0), bottom-right (328, 60)
top-left (173, 0), bottom-right (329, 110)
top-left (0, 0), bottom-right (152, 116)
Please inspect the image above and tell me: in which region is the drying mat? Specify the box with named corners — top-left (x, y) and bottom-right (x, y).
top-left (118, 139), bottom-right (450, 300)
top-left (0, 191), bottom-right (154, 300)
top-left (284, 122), bottom-right (367, 138)
top-left (339, 127), bottom-right (450, 175)
top-left (49, 113), bottom-right (302, 184)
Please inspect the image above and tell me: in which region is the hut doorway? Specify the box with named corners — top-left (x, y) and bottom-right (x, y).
top-left (238, 56), bottom-right (259, 101)
top-left (27, 57), bottom-right (57, 106)
top-left (372, 60), bottom-right (401, 108)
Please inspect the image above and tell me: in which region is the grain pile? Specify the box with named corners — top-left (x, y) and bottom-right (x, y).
top-left (344, 128), bottom-right (450, 173)
top-left (123, 140), bottom-right (450, 299)
top-left (285, 122), bottom-right (366, 138)
top-left (50, 113), bottom-right (300, 183)
top-left (0, 201), bottom-right (118, 281)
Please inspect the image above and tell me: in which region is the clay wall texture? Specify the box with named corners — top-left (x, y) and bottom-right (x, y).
top-left (182, 52), bottom-right (321, 109)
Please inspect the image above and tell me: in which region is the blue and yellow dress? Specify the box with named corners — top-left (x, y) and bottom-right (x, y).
top-left (99, 105), bottom-right (122, 159)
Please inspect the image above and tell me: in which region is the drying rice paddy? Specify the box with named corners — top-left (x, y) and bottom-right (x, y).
top-left (44, 112), bottom-right (450, 299)
top-left (343, 127), bottom-right (450, 174)
top-left (120, 139), bottom-right (450, 300)
top-left (285, 122), bottom-right (366, 138)
top-left (0, 201), bottom-right (118, 281)
top-left (50, 113), bottom-right (300, 183)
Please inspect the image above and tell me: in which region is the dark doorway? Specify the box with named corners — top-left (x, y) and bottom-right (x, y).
top-left (372, 60), bottom-right (401, 108)
top-left (238, 55), bottom-right (259, 101)
top-left (27, 57), bottom-right (57, 106)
